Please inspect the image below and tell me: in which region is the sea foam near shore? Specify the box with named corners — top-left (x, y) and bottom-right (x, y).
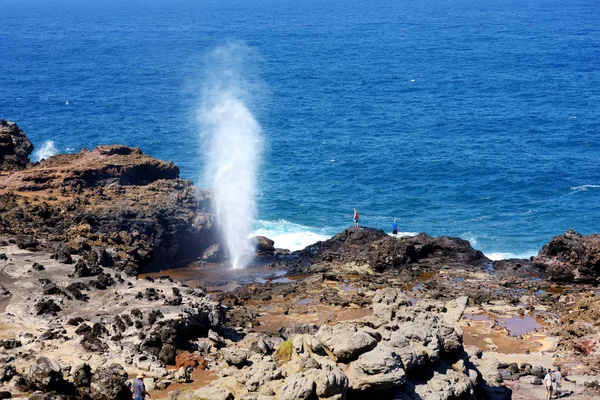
top-left (251, 219), bottom-right (332, 251)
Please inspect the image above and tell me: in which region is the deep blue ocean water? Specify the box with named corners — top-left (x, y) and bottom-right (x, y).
top-left (2, 0), bottom-right (599, 258)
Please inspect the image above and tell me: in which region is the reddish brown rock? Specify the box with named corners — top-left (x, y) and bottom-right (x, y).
top-left (533, 230), bottom-right (600, 281)
top-left (0, 121), bottom-right (219, 274)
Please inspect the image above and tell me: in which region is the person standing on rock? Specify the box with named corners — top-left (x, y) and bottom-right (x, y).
top-left (132, 373), bottom-right (151, 400)
top-left (544, 369), bottom-right (554, 400)
top-left (353, 208), bottom-right (359, 228)
top-left (553, 367), bottom-right (562, 398)
top-left (392, 218), bottom-right (398, 237)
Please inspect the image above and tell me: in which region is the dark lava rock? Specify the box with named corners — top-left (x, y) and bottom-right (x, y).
top-left (148, 309), bottom-right (163, 325)
top-left (39, 330), bottom-right (59, 341)
top-left (35, 299), bottom-right (61, 316)
top-left (42, 281), bottom-right (63, 296)
top-left (293, 227), bottom-right (488, 272)
top-left (16, 235), bottom-right (38, 250)
top-left (67, 317), bottom-right (84, 326)
top-left (92, 323), bottom-right (109, 338)
top-left (72, 364), bottom-right (92, 387)
top-left (26, 357), bottom-right (64, 391)
top-left (253, 236), bottom-right (276, 255)
top-left (75, 324), bottom-right (92, 335)
top-left (140, 334), bottom-right (162, 356)
top-left (32, 262), bottom-right (45, 271)
top-left (0, 390), bottom-right (11, 399)
top-left (1, 365), bottom-right (17, 382)
top-left (81, 331), bottom-right (108, 353)
top-left (165, 297), bottom-right (182, 306)
top-left (98, 249), bottom-right (114, 268)
top-left (0, 253), bottom-right (7, 261)
top-left (88, 273), bottom-right (115, 290)
top-left (158, 344), bottom-right (177, 365)
top-left (73, 260), bottom-right (103, 278)
top-left (144, 288), bottom-right (160, 301)
top-left (89, 363), bottom-right (130, 400)
top-left (0, 339), bottom-right (22, 349)
top-left (0, 120), bottom-right (34, 171)
top-left (52, 247), bottom-right (74, 264)
top-left (533, 230), bottom-right (600, 281)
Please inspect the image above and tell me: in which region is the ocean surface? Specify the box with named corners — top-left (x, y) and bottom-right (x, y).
top-left (2, 0), bottom-right (599, 259)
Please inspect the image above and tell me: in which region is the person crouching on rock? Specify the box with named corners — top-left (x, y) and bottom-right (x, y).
top-left (544, 369), bottom-right (554, 400)
top-left (133, 373), bottom-right (151, 400)
top-left (353, 208), bottom-right (359, 228)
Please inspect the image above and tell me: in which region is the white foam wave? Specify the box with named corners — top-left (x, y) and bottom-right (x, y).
top-left (390, 231), bottom-right (419, 237)
top-left (485, 251), bottom-right (537, 261)
top-left (250, 219), bottom-right (332, 251)
top-left (460, 231), bottom-right (478, 245)
top-left (33, 140), bottom-right (58, 161)
top-left (571, 184), bottom-right (600, 192)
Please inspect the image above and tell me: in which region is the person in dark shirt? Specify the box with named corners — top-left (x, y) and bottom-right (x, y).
top-left (132, 373), bottom-right (151, 400)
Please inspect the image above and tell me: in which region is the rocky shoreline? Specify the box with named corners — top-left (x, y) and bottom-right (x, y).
top-left (1, 120), bottom-right (600, 399)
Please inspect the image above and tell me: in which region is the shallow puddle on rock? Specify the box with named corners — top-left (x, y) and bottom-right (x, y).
top-left (416, 271), bottom-right (437, 282)
top-left (465, 313), bottom-right (543, 336)
top-left (543, 286), bottom-right (565, 295)
top-left (412, 284), bottom-right (425, 292)
top-left (297, 298), bottom-right (312, 305)
top-left (339, 283), bottom-right (358, 292)
top-left (498, 315), bottom-right (542, 336)
top-left (139, 262), bottom-right (288, 292)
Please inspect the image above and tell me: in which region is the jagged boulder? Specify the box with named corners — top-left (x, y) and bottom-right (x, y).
top-left (254, 236), bottom-right (276, 255)
top-left (346, 346), bottom-right (407, 391)
top-left (533, 230), bottom-right (600, 281)
top-left (0, 120), bottom-right (33, 171)
top-left (89, 363), bottom-right (130, 400)
top-left (314, 324), bottom-right (378, 363)
top-left (72, 364), bottom-right (92, 387)
top-left (26, 357), bottom-right (64, 392)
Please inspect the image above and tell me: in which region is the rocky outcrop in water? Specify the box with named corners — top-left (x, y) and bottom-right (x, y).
top-left (288, 227), bottom-right (489, 274)
top-left (533, 229), bottom-right (600, 282)
top-left (0, 120), bottom-right (34, 171)
top-left (0, 121), bottom-right (219, 274)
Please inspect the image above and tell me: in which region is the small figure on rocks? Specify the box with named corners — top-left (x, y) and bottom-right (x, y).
top-left (353, 208), bottom-right (359, 228)
top-left (392, 218), bottom-right (398, 237)
top-left (132, 373), bottom-right (151, 400)
top-left (544, 368), bottom-right (553, 400)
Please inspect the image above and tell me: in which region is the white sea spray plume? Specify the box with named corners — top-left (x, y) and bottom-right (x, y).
top-left (33, 140), bottom-right (58, 161)
top-left (199, 43), bottom-right (263, 269)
